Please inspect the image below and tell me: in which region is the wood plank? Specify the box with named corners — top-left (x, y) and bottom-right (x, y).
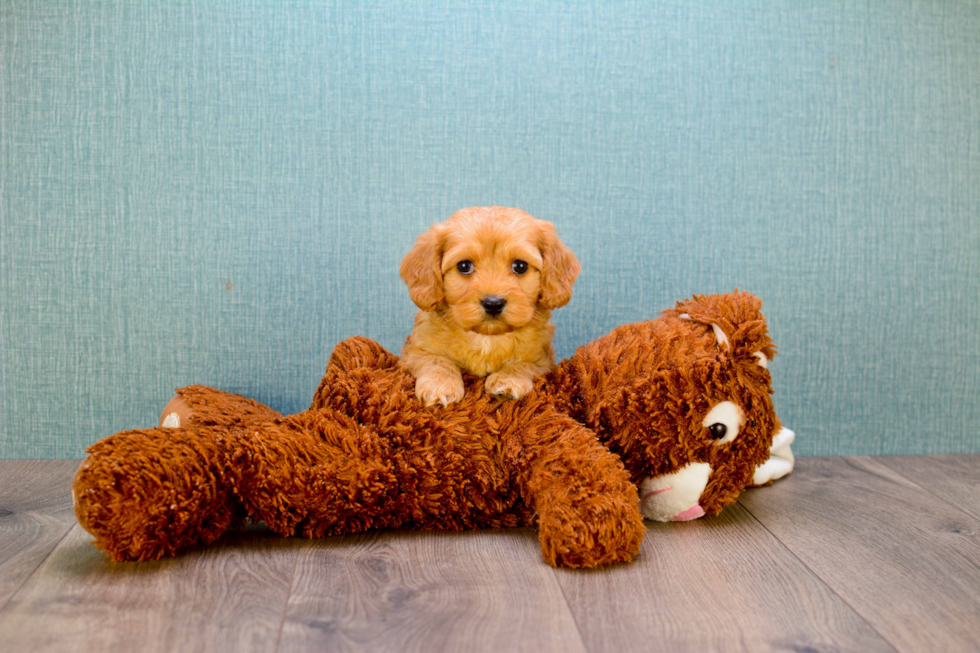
top-left (279, 527), bottom-right (588, 653)
top-left (4, 456), bottom-right (976, 652)
top-left (0, 460), bottom-right (80, 609)
top-left (555, 500), bottom-right (893, 652)
top-left (739, 456), bottom-right (980, 653)
top-left (0, 523), bottom-right (297, 653)
top-left (876, 454), bottom-right (980, 521)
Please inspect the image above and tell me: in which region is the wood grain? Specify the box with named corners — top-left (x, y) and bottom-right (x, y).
top-left (0, 523), bottom-right (297, 653)
top-left (0, 460), bottom-right (80, 609)
top-left (876, 454), bottom-right (980, 521)
top-left (278, 528), bottom-right (587, 653)
top-left (739, 456), bottom-right (980, 653)
top-left (556, 498), bottom-right (894, 652)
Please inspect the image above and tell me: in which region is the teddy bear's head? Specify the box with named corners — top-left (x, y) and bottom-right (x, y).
top-left (573, 291), bottom-right (779, 522)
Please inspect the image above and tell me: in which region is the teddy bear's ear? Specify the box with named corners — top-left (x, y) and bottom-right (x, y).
top-left (666, 291), bottom-right (776, 366)
top-left (536, 220), bottom-right (581, 310)
top-left (400, 224), bottom-right (447, 312)
top-left (676, 313), bottom-right (734, 351)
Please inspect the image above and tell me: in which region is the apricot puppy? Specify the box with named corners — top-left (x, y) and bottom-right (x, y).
top-left (400, 206), bottom-right (580, 406)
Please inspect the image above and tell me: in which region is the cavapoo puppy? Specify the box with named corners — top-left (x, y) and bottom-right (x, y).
top-left (400, 206), bottom-right (580, 406)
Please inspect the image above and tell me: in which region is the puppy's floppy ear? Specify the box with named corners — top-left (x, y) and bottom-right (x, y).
top-left (536, 221), bottom-right (581, 310)
top-left (400, 224), bottom-right (447, 311)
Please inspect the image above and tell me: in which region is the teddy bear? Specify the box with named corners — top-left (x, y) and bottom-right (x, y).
top-left (72, 291), bottom-right (787, 568)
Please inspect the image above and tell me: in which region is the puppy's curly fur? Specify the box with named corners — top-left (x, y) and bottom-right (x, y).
top-left (400, 207), bottom-right (580, 406)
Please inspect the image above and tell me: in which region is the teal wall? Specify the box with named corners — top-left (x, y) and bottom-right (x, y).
top-left (2, 1), bottom-right (978, 458)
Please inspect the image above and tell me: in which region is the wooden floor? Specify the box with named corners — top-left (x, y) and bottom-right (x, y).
top-left (1, 456), bottom-right (978, 652)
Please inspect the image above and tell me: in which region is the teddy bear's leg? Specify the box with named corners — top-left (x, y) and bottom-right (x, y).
top-left (227, 408), bottom-right (405, 538)
top-left (159, 385), bottom-right (282, 429)
top-left (73, 424), bottom-right (243, 562)
top-left (504, 404), bottom-right (646, 568)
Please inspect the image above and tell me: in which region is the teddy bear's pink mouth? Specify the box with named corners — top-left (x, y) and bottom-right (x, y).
top-left (671, 505), bottom-right (705, 521)
top-left (640, 486), bottom-right (672, 502)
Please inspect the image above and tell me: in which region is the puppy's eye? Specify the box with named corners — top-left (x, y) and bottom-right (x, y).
top-left (708, 423), bottom-right (727, 440)
top-left (456, 261), bottom-right (474, 275)
top-left (512, 260), bottom-right (529, 275)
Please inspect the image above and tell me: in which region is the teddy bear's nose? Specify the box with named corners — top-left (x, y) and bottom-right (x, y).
top-left (481, 296), bottom-right (506, 316)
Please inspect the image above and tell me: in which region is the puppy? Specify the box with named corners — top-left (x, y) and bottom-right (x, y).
top-left (400, 206), bottom-right (580, 407)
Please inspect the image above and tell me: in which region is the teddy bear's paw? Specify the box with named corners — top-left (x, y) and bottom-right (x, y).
top-left (538, 502), bottom-right (645, 568)
top-left (415, 373), bottom-right (465, 407)
top-left (485, 372), bottom-right (534, 401)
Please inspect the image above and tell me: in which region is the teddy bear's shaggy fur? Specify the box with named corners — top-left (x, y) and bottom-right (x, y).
top-left (72, 291), bottom-right (779, 568)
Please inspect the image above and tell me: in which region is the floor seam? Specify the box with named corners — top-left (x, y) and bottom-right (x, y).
top-left (0, 517), bottom-right (77, 615)
top-left (272, 538), bottom-right (304, 653)
top-left (737, 495), bottom-right (901, 653)
top-left (871, 457), bottom-right (980, 524)
top-left (550, 563), bottom-right (592, 653)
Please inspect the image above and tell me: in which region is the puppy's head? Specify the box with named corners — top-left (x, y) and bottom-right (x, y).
top-left (400, 207), bottom-right (580, 335)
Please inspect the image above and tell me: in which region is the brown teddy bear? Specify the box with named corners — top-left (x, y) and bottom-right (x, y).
top-left (72, 291), bottom-right (784, 568)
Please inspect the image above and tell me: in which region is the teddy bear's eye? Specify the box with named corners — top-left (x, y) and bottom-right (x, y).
top-left (701, 400), bottom-right (742, 446)
top-left (512, 260), bottom-right (528, 275)
top-left (456, 260), bottom-right (474, 275)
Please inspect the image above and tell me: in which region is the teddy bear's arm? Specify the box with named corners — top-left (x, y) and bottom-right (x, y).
top-left (311, 337), bottom-right (403, 413)
top-left (502, 403), bottom-right (646, 568)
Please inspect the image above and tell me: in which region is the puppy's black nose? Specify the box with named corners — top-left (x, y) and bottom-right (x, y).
top-left (481, 296), bottom-right (506, 317)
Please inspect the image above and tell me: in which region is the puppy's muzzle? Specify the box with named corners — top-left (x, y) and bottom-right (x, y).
top-left (480, 296), bottom-right (507, 317)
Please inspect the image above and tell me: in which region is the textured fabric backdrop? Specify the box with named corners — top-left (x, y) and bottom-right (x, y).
top-left (2, 1), bottom-right (978, 458)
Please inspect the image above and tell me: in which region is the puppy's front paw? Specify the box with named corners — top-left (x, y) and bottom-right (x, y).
top-left (485, 372), bottom-right (534, 401)
top-left (415, 373), bottom-right (465, 407)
